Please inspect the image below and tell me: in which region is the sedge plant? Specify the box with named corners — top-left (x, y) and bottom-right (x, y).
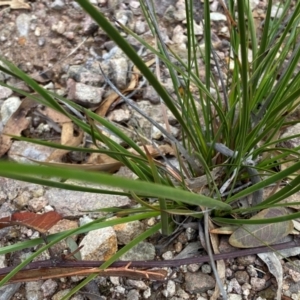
top-left (1, 0), bottom-right (300, 297)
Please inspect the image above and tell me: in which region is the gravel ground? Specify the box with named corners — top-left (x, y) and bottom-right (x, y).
top-left (1, 0), bottom-right (300, 299)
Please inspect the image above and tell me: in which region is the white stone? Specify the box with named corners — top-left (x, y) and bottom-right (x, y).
top-left (271, 4), bottom-right (284, 18)
top-left (210, 12), bottom-right (227, 21)
top-left (1, 96), bottom-right (21, 125)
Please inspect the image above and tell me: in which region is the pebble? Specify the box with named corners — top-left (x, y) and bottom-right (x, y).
top-left (51, 0), bottom-right (66, 10)
top-left (162, 250), bottom-right (174, 260)
top-left (126, 289), bottom-right (139, 300)
top-left (16, 14), bottom-right (31, 37)
top-left (113, 220), bottom-right (144, 245)
top-left (67, 79), bottom-right (105, 108)
top-left (25, 281), bottom-right (43, 300)
top-left (162, 280), bottom-right (176, 298)
top-left (120, 242), bottom-right (156, 261)
top-left (210, 12), bottom-right (227, 21)
top-left (127, 279), bottom-right (148, 290)
top-left (185, 272), bottom-right (216, 293)
top-left (201, 263), bottom-right (212, 274)
top-left (0, 96), bottom-right (21, 125)
top-left (40, 279), bottom-right (58, 298)
top-left (0, 86), bottom-right (13, 100)
top-left (79, 226), bottom-right (117, 260)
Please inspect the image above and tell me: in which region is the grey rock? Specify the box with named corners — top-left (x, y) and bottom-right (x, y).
top-left (0, 96), bottom-right (21, 125)
top-left (271, 4), bottom-right (284, 18)
top-left (0, 283), bottom-right (21, 300)
top-left (187, 263), bottom-right (201, 273)
top-left (120, 242), bottom-right (155, 261)
top-left (51, 0), bottom-right (66, 10)
top-left (67, 65), bottom-right (104, 86)
top-left (127, 279), bottom-right (148, 290)
top-left (16, 13), bottom-right (31, 37)
top-left (67, 78), bottom-right (104, 108)
top-left (126, 289), bottom-right (140, 300)
top-left (110, 57), bottom-right (129, 89)
top-left (235, 270), bottom-right (250, 285)
top-left (184, 272), bottom-right (216, 293)
top-left (25, 281), bottom-right (43, 300)
top-left (201, 263), bottom-right (212, 274)
top-left (143, 288), bottom-right (151, 299)
top-left (129, 1), bottom-right (141, 16)
top-left (174, 0), bottom-right (186, 21)
top-left (154, 0), bottom-right (176, 16)
top-left (249, 0), bottom-right (259, 10)
top-left (0, 86), bottom-right (12, 100)
top-left (162, 250), bottom-right (174, 260)
top-left (8, 141), bottom-right (54, 163)
top-left (142, 85), bottom-right (160, 104)
top-left (227, 278), bottom-right (242, 294)
top-left (82, 15), bottom-right (99, 35)
top-left (79, 227), bottom-right (117, 260)
top-left (228, 294), bottom-right (242, 300)
top-left (162, 280), bottom-right (176, 298)
top-left (107, 0), bottom-right (121, 10)
top-left (51, 21), bottom-right (66, 35)
top-left (173, 241), bottom-right (202, 259)
top-left (52, 289), bottom-right (71, 300)
top-left (107, 107), bottom-right (131, 123)
top-left (45, 180), bottom-right (131, 216)
top-left (172, 25), bottom-right (187, 44)
top-left (40, 279), bottom-right (58, 297)
top-left (210, 12), bottom-right (227, 21)
top-left (134, 20), bottom-right (147, 34)
top-left (113, 220), bottom-right (144, 245)
top-left (28, 196), bottom-right (48, 212)
top-left (250, 277), bottom-right (267, 291)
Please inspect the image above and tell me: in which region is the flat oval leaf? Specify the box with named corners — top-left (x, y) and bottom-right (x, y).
top-left (229, 208), bottom-right (294, 248)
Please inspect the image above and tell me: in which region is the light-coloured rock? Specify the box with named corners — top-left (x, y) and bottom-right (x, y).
top-left (120, 242), bottom-right (155, 261)
top-left (0, 96), bottom-right (21, 125)
top-left (16, 13), bottom-right (31, 37)
top-left (210, 12), bottom-right (227, 21)
top-left (28, 197), bottom-right (48, 212)
top-left (228, 294), bottom-right (242, 300)
top-left (79, 226), bottom-right (117, 260)
top-left (113, 220), bottom-right (144, 245)
top-left (185, 272), bottom-right (216, 293)
top-left (25, 281), bottom-right (43, 300)
top-left (45, 180), bottom-right (131, 216)
top-left (127, 279), bottom-right (148, 290)
top-left (126, 289), bottom-right (139, 300)
top-left (162, 280), bottom-right (176, 298)
top-left (110, 57), bottom-right (129, 89)
top-left (0, 86), bottom-right (12, 100)
top-left (40, 279), bottom-right (58, 298)
top-left (8, 141), bottom-right (54, 163)
top-left (51, 0), bottom-right (65, 10)
top-left (227, 278), bottom-right (242, 294)
top-left (271, 3), bottom-right (284, 18)
top-left (107, 107), bottom-right (131, 123)
top-left (67, 79), bottom-right (105, 108)
top-left (250, 277), bottom-right (267, 291)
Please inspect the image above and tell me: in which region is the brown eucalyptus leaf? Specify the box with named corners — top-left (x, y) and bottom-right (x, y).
top-left (229, 208), bottom-right (294, 248)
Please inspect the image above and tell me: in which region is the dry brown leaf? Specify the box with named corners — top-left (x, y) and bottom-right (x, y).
top-left (210, 226), bottom-right (237, 235)
top-left (38, 107), bottom-right (71, 124)
top-left (0, 97), bottom-right (38, 157)
top-left (0, 0), bottom-right (30, 9)
top-left (46, 122), bottom-right (83, 162)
